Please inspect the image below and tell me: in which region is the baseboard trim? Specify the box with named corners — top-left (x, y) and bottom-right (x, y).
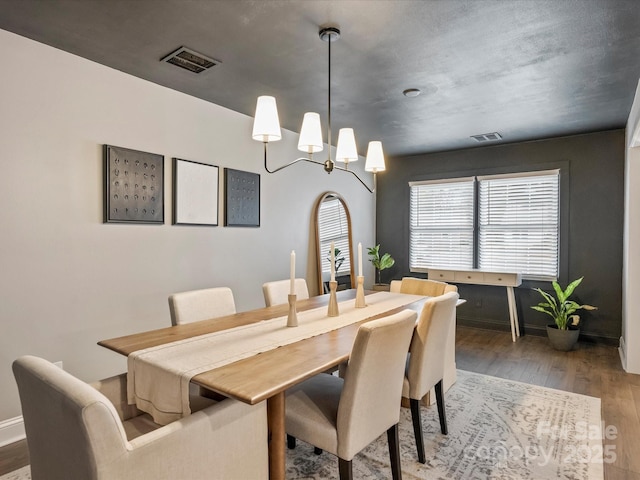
top-left (457, 316), bottom-right (512, 332)
top-left (0, 416), bottom-right (25, 447)
top-left (457, 317), bottom-right (620, 345)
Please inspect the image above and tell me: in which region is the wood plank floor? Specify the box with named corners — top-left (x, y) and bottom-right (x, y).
top-left (1, 325), bottom-right (639, 478)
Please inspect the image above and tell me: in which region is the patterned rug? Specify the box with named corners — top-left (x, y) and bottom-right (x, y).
top-left (1, 370), bottom-right (604, 480)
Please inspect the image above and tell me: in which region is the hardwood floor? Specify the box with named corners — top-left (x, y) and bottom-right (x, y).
top-left (0, 438), bottom-right (28, 475)
top-left (1, 325), bottom-right (639, 478)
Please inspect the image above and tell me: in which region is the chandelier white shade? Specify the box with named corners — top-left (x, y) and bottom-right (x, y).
top-left (297, 112), bottom-right (324, 154)
top-left (365, 141), bottom-right (386, 172)
top-left (251, 26), bottom-right (384, 192)
top-left (335, 128), bottom-right (358, 163)
top-left (252, 96), bottom-right (281, 142)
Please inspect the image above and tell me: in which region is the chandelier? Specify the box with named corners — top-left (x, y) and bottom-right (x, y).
top-left (251, 26), bottom-right (385, 193)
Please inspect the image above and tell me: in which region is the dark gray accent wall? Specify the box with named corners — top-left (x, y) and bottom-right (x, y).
top-left (376, 130), bottom-right (624, 342)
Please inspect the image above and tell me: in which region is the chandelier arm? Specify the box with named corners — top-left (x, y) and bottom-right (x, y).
top-left (332, 164), bottom-right (376, 193)
top-left (263, 142), bottom-right (325, 174)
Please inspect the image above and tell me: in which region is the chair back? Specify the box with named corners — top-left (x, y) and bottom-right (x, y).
top-left (262, 278), bottom-right (309, 307)
top-left (12, 356), bottom-right (128, 480)
top-left (337, 309), bottom-right (416, 458)
top-left (168, 286), bottom-right (236, 325)
top-left (393, 277), bottom-right (458, 296)
top-left (405, 291), bottom-right (459, 399)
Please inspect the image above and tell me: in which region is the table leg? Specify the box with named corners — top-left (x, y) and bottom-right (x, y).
top-left (511, 287), bottom-right (521, 338)
top-left (267, 392), bottom-right (286, 480)
top-left (506, 286), bottom-right (520, 342)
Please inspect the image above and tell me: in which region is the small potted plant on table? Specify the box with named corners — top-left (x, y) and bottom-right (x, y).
top-left (367, 244), bottom-right (395, 291)
top-left (531, 276), bottom-right (597, 351)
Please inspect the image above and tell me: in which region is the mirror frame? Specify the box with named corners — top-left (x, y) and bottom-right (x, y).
top-left (314, 191), bottom-right (355, 294)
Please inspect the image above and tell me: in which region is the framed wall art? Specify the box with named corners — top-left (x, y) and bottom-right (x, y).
top-left (224, 168), bottom-right (260, 227)
top-left (173, 158), bottom-right (219, 226)
top-left (104, 145), bottom-right (164, 224)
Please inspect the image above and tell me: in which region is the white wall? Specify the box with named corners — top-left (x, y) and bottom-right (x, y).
top-left (0, 29), bottom-right (376, 422)
top-left (623, 79), bottom-right (640, 374)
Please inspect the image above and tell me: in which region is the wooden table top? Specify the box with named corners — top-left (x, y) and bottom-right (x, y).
top-left (99, 289), bottom-right (427, 404)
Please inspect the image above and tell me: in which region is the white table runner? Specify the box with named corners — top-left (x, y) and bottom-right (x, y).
top-left (127, 291), bottom-right (423, 424)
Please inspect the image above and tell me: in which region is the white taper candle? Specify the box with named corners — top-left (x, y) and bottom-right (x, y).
top-left (290, 250), bottom-right (295, 295)
top-left (358, 242), bottom-right (363, 277)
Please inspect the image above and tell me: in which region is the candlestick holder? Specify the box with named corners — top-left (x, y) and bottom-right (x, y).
top-left (355, 275), bottom-right (366, 308)
top-left (287, 294), bottom-right (298, 327)
top-left (327, 280), bottom-right (339, 317)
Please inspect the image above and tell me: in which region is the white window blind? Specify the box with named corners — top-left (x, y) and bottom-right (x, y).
top-left (409, 178), bottom-right (475, 271)
top-left (478, 170), bottom-right (559, 279)
top-left (317, 197), bottom-right (352, 275)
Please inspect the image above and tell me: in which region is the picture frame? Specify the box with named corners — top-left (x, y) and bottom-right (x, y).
top-left (224, 168), bottom-right (260, 227)
top-left (104, 145), bottom-right (164, 224)
top-left (172, 158), bottom-right (219, 226)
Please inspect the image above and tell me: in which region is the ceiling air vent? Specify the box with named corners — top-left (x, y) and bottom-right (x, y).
top-left (471, 132), bottom-right (502, 142)
top-left (161, 46), bottom-right (220, 74)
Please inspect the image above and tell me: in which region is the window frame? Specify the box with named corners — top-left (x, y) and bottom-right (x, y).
top-left (408, 165), bottom-right (568, 283)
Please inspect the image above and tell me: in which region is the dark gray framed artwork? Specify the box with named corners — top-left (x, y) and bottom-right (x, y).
top-left (224, 168), bottom-right (260, 227)
top-left (173, 158), bottom-right (219, 226)
top-left (104, 145), bottom-right (164, 224)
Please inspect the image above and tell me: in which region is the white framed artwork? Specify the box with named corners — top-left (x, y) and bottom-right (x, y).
top-left (172, 158), bottom-right (219, 226)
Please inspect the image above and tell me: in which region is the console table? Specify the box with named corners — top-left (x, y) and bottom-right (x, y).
top-left (427, 268), bottom-right (522, 342)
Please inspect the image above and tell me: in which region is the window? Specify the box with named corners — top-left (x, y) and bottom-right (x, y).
top-left (409, 177), bottom-right (475, 270)
top-left (410, 169), bottom-right (560, 280)
top-left (478, 172), bottom-right (560, 279)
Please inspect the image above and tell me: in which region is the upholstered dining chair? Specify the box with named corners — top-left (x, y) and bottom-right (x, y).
top-left (262, 278), bottom-right (309, 307)
top-left (403, 291), bottom-right (459, 464)
top-left (13, 355), bottom-right (268, 480)
top-left (285, 309), bottom-right (417, 480)
top-left (168, 286), bottom-right (236, 325)
top-left (168, 287), bottom-right (237, 400)
top-left (390, 276), bottom-right (458, 296)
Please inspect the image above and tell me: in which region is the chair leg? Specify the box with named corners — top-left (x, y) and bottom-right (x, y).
top-left (287, 434), bottom-right (321, 454)
top-left (387, 423), bottom-right (403, 480)
top-left (435, 379), bottom-right (448, 435)
top-left (409, 398), bottom-right (426, 464)
top-left (338, 458), bottom-right (353, 480)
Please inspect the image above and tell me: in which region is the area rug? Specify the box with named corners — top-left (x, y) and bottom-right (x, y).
top-left (1, 370), bottom-right (604, 480)
top-left (287, 370), bottom-right (604, 479)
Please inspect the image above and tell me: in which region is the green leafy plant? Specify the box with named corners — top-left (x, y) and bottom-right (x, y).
top-left (326, 247), bottom-right (345, 273)
top-left (531, 277), bottom-right (597, 330)
top-left (367, 244), bottom-right (395, 284)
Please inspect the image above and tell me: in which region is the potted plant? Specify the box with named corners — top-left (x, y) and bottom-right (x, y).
top-left (531, 276), bottom-right (597, 351)
top-left (367, 244), bottom-right (395, 290)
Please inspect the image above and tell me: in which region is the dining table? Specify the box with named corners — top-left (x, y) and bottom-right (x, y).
top-left (98, 289), bottom-right (431, 480)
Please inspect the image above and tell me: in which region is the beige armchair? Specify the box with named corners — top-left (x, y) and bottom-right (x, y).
top-left (13, 355), bottom-right (268, 480)
top-left (285, 309), bottom-right (417, 480)
top-left (262, 278), bottom-right (309, 307)
top-left (402, 291), bottom-right (459, 463)
top-left (390, 276), bottom-right (458, 296)
top-left (168, 286), bottom-right (236, 325)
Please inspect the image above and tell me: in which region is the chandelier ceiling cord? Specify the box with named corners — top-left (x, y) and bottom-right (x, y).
top-left (251, 26), bottom-right (386, 193)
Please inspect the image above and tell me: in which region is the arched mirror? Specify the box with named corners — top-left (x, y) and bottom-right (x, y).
top-left (314, 192), bottom-right (355, 294)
